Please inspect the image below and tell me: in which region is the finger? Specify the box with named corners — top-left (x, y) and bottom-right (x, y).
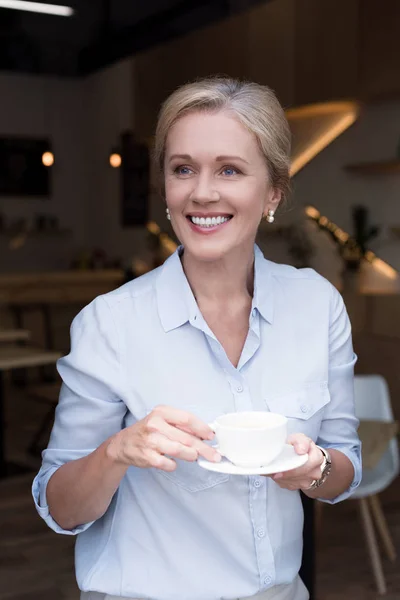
top-left (192, 439), bottom-right (222, 463)
top-left (273, 455), bottom-right (319, 480)
top-left (154, 405), bottom-right (215, 440)
top-left (288, 443), bottom-right (322, 474)
top-left (274, 476), bottom-right (311, 491)
top-left (146, 449), bottom-right (177, 472)
top-left (150, 419), bottom-right (221, 463)
top-left (266, 460), bottom-right (310, 480)
top-left (276, 463), bottom-right (310, 479)
top-left (274, 455), bottom-right (322, 483)
top-left (149, 433), bottom-right (199, 462)
top-left (176, 424), bottom-right (216, 442)
top-left (148, 418), bottom-right (198, 447)
top-left (287, 433), bottom-right (312, 455)
top-left (283, 482), bottom-right (299, 491)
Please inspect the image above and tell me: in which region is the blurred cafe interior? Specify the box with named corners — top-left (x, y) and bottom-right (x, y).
top-left (0, 0), bottom-right (400, 599)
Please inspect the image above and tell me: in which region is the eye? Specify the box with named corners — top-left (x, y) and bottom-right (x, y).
top-left (174, 165), bottom-right (193, 176)
top-left (221, 166), bottom-right (240, 176)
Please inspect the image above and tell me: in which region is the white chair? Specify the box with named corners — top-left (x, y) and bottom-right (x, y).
top-left (352, 374), bottom-right (399, 595)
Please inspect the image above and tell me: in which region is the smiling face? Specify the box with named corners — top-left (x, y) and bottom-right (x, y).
top-left (164, 110), bottom-right (281, 263)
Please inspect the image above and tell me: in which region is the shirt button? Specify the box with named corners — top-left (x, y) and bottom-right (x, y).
top-left (254, 479), bottom-right (261, 488)
top-left (236, 384), bottom-right (243, 393)
top-left (257, 528), bottom-right (265, 538)
top-left (300, 404), bottom-right (309, 413)
top-left (252, 308), bottom-right (257, 317)
top-left (264, 576), bottom-right (272, 585)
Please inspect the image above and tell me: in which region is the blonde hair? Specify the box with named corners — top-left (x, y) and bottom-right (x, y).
top-left (154, 77), bottom-right (291, 202)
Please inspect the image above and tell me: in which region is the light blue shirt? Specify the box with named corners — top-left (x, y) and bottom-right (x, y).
top-left (32, 246), bottom-right (361, 600)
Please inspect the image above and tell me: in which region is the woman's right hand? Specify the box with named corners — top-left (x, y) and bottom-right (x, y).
top-left (106, 405), bottom-right (221, 472)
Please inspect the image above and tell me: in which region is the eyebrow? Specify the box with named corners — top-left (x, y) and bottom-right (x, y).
top-left (168, 154), bottom-right (192, 162)
top-left (168, 154), bottom-right (249, 164)
top-left (215, 155), bottom-right (249, 164)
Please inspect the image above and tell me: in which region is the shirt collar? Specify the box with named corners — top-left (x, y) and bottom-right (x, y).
top-left (156, 244), bottom-right (274, 333)
top-left (156, 247), bottom-right (196, 332)
top-left (253, 245), bottom-right (274, 324)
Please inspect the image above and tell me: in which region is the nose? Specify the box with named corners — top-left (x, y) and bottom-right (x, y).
top-left (190, 173), bottom-right (220, 204)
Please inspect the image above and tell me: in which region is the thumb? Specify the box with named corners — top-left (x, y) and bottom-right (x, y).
top-left (287, 433), bottom-right (311, 455)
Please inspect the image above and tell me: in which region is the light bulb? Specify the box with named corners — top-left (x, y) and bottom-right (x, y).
top-left (42, 151), bottom-right (54, 167)
top-left (109, 153), bottom-right (122, 168)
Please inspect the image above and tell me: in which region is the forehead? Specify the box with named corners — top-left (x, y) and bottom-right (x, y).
top-left (165, 110), bottom-right (259, 157)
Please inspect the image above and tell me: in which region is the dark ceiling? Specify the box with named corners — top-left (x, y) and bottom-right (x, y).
top-left (0, 0), bottom-right (266, 77)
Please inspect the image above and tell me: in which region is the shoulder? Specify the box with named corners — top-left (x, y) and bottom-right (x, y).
top-left (74, 266), bottom-right (162, 326)
top-left (268, 260), bottom-right (331, 290)
top-left (264, 259), bottom-right (341, 312)
top-left (101, 266), bottom-right (162, 309)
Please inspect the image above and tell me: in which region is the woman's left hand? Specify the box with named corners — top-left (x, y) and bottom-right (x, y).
top-left (270, 433), bottom-right (324, 491)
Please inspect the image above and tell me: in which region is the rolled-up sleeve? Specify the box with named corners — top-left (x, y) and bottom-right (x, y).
top-left (317, 285), bottom-right (362, 504)
top-left (32, 295), bottom-right (127, 534)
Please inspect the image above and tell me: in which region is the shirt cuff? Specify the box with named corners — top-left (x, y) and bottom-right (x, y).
top-left (316, 444), bottom-right (362, 505)
top-left (32, 467), bottom-right (94, 535)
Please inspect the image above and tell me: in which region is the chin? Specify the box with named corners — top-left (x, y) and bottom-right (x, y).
top-left (182, 237), bottom-right (240, 263)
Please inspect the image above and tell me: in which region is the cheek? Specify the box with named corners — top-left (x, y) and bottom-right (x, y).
top-left (236, 179), bottom-right (267, 206)
top-left (240, 187), bottom-right (267, 219)
top-left (165, 178), bottom-right (188, 206)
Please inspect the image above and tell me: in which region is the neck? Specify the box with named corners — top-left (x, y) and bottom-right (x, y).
top-left (181, 243), bottom-right (256, 306)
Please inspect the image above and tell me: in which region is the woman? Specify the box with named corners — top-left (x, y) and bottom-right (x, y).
top-left (33, 77), bottom-right (361, 600)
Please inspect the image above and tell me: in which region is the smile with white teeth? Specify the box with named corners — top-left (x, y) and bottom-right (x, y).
top-left (189, 215), bottom-right (231, 228)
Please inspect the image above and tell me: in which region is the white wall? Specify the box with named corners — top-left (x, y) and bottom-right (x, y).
top-left (292, 100), bottom-right (400, 291)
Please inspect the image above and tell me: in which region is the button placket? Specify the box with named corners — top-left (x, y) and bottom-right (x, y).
top-left (238, 327), bottom-right (260, 370)
top-left (249, 478), bottom-right (275, 591)
top-left (231, 381), bottom-right (251, 412)
top-left (208, 338), bottom-right (232, 372)
top-left (257, 528), bottom-right (265, 538)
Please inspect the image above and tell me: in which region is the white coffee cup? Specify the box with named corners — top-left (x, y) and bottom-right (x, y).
top-left (209, 411), bottom-right (288, 468)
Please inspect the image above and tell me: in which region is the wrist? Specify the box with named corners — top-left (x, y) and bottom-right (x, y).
top-left (305, 446), bottom-right (332, 491)
top-left (104, 433), bottom-right (128, 470)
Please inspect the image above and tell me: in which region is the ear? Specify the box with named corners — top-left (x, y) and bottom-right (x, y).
top-left (263, 188), bottom-right (282, 218)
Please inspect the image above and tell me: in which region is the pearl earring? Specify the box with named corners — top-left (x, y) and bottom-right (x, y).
top-left (166, 207), bottom-right (171, 221)
top-left (266, 209), bottom-right (275, 223)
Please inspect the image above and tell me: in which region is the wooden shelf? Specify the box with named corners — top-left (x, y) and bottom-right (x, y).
top-left (345, 159), bottom-right (400, 175)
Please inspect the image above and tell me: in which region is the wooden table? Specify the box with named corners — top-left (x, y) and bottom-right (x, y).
top-left (0, 345), bottom-right (61, 478)
top-left (0, 329), bottom-right (30, 343)
top-left (0, 270), bottom-right (124, 308)
top-left (0, 269), bottom-right (124, 350)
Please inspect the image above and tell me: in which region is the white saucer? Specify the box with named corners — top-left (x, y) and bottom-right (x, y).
top-left (198, 444), bottom-right (308, 476)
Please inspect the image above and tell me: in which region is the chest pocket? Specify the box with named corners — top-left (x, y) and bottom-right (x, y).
top-left (156, 405), bottom-right (230, 493)
top-left (265, 382), bottom-right (330, 442)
